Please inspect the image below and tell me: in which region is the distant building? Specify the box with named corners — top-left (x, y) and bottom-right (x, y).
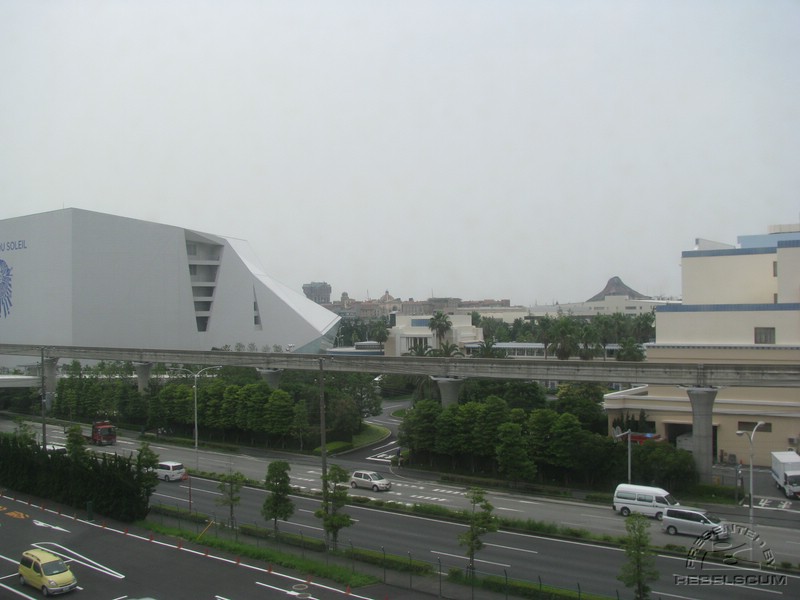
top-left (302, 281), bottom-right (332, 304)
top-left (384, 314), bottom-right (483, 357)
top-left (526, 276), bottom-right (675, 320)
top-left (0, 209), bottom-right (339, 355)
top-left (604, 224), bottom-right (800, 467)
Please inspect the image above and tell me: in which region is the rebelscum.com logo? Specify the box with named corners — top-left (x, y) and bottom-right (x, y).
top-left (0, 259), bottom-right (11, 318)
top-left (676, 524), bottom-right (787, 588)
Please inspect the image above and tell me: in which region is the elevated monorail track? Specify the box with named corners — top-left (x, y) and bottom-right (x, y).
top-left (1, 343), bottom-right (797, 388)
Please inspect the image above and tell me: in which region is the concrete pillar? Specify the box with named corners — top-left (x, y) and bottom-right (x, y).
top-left (43, 357), bottom-right (59, 410)
top-left (685, 387), bottom-right (719, 484)
top-left (431, 377), bottom-right (464, 406)
top-left (258, 368), bottom-right (283, 388)
top-left (134, 363), bottom-right (153, 394)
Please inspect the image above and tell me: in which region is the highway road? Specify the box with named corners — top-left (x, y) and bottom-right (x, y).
top-left (149, 474), bottom-right (800, 600)
top-left (3, 411), bottom-right (800, 599)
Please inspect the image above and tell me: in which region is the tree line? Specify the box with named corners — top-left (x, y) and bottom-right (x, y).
top-left (398, 381), bottom-right (697, 493)
top-left (0, 364), bottom-right (382, 453)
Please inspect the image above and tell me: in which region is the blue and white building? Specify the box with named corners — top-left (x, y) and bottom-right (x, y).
top-left (604, 224), bottom-right (800, 466)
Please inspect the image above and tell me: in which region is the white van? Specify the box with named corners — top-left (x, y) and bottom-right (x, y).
top-left (155, 461), bottom-right (186, 481)
top-left (613, 483), bottom-right (678, 520)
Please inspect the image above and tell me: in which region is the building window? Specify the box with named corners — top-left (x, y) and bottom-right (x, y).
top-left (187, 243), bottom-right (197, 256)
top-left (737, 421), bottom-right (772, 433)
top-left (773, 261), bottom-right (778, 277)
top-left (189, 264), bottom-right (197, 276)
top-left (754, 327), bottom-right (775, 344)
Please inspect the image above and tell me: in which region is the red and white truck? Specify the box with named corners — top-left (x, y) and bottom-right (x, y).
top-left (84, 420), bottom-right (117, 446)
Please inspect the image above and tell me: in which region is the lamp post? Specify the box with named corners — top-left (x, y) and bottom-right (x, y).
top-left (615, 428), bottom-right (633, 483)
top-left (318, 358), bottom-right (329, 547)
top-left (737, 421), bottom-right (765, 561)
top-left (40, 347), bottom-right (47, 448)
top-left (171, 365), bottom-right (221, 468)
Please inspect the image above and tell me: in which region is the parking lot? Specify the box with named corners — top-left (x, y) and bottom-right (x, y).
top-left (0, 491), bottom-right (391, 600)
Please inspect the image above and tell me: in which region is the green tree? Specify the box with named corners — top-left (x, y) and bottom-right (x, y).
top-left (135, 441), bottom-right (160, 499)
top-left (528, 408), bottom-right (559, 475)
top-left (370, 318), bottom-right (389, 350)
top-left (264, 389), bottom-right (295, 447)
top-left (65, 425), bottom-right (88, 462)
top-left (496, 422), bottom-right (536, 483)
top-left (549, 413), bottom-right (584, 484)
top-left (548, 315), bottom-right (580, 360)
top-left (577, 320), bottom-right (602, 360)
top-left (434, 404), bottom-right (462, 470)
top-left (430, 341), bottom-right (464, 358)
top-left (632, 311), bottom-right (655, 343)
top-left (398, 399), bottom-right (442, 465)
top-left (533, 314), bottom-right (556, 358)
top-left (315, 464), bottom-right (353, 550)
top-left (262, 461), bottom-right (294, 536)
top-left (216, 471), bottom-right (247, 527)
top-left (290, 400), bottom-right (310, 450)
top-left (12, 416), bottom-right (36, 446)
top-left (555, 383), bottom-right (608, 434)
top-left (429, 311), bottom-right (452, 348)
top-left (470, 339), bottom-right (507, 359)
top-left (617, 513), bottom-right (659, 600)
top-left (479, 316), bottom-right (511, 342)
top-left (592, 313), bottom-right (618, 360)
top-left (617, 337), bottom-right (646, 361)
top-left (458, 488), bottom-right (498, 577)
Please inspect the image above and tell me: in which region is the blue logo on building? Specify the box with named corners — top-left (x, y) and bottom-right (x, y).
top-left (0, 259), bottom-right (12, 318)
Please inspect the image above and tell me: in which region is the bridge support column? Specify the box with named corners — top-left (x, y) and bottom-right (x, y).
top-left (431, 377), bottom-right (464, 406)
top-left (134, 363), bottom-right (153, 394)
top-left (43, 357), bottom-right (59, 410)
top-left (684, 386), bottom-right (719, 484)
top-left (258, 368), bottom-right (283, 388)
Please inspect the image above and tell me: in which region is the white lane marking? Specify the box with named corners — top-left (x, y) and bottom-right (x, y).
top-left (34, 542), bottom-right (125, 579)
top-left (32, 520), bottom-right (70, 532)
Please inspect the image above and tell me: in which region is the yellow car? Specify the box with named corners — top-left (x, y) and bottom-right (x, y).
top-left (18, 549), bottom-right (78, 595)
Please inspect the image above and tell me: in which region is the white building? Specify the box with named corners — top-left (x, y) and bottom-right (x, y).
top-left (0, 209), bottom-right (339, 356)
top-left (384, 314), bottom-right (483, 357)
top-left (604, 224), bottom-right (800, 467)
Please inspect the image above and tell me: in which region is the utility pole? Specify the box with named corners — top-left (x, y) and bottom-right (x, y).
top-left (40, 347), bottom-right (47, 448)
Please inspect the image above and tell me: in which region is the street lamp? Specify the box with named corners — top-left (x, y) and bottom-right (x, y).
top-left (171, 365), bottom-right (221, 468)
top-left (614, 428), bottom-right (633, 483)
top-left (737, 420), bottom-right (765, 561)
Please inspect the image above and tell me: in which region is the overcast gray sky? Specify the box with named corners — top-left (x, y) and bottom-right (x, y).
top-left (1, 1), bottom-right (798, 306)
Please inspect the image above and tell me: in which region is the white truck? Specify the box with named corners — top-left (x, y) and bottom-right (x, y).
top-left (770, 451), bottom-right (800, 499)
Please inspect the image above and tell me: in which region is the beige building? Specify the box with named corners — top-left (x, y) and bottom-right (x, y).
top-left (604, 225), bottom-right (800, 467)
top-left (384, 314), bottom-right (484, 357)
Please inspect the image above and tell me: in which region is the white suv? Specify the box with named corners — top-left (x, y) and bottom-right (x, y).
top-left (349, 470), bottom-right (391, 492)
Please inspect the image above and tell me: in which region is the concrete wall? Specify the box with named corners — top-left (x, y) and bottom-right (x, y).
top-left (682, 251), bottom-right (776, 305)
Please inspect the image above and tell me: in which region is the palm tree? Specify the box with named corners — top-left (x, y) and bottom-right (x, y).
top-left (430, 342), bottom-right (464, 358)
top-left (471, 339), bottom-right (507, 359)
top-left (534, 314), bottom-right (556, 359)
top-left (403, 343), bottom-right (433, 357)
top-left (548, 315), bottom-right (580, 360)
top-left (429, 311), bottom-right (452, 349)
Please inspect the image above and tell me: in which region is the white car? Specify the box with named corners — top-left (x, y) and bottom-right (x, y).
top-left (349, 470), bottom-right (391, 492)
